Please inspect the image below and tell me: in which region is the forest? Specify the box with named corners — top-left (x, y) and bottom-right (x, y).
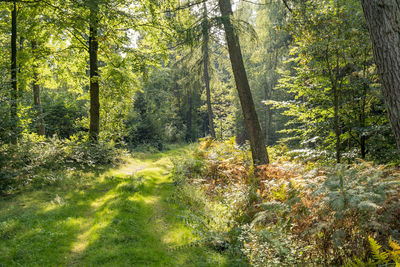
top-left (1, 0), bottom-right (400, 266)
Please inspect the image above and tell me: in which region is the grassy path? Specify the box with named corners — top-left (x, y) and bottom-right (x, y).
top-left (0, 146), bottom-right (228, 266)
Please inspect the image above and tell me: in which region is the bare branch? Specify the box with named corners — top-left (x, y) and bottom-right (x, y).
top-left (282, 0), bottom-right (292, 12)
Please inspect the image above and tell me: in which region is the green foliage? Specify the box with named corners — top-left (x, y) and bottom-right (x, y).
top-left (174, 140), bottom-right (400, 266)
top-left (239, 224), bottom-right (308, 266)
top-left (41, 95), bottom-right (87, 139)
top-left (345, 236), bottom-right (400, 266)
top-left (171, 155), bottom-right (205, 186)
top-left (272, 0), bottom-right (397, 162)
top-left (1, 0), bottom-right (400, 264)
top-left (315, 163), bottom-right (394, 218)
top-left (117, 174), bottom-right (146, 193)
top-left (0, 134), bottom-right (126, 193)
top-left (0, 146), bottom-right (232, 266)
top-left (241, 0), bottom-right (291, 146)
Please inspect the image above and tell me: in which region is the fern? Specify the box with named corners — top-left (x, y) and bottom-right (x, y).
top-left (369, 236), bottom-right (389, 263)
top-left (389, 237), bottom-right (400, 263)
top-left (345, 237), bottom-right (400, 266)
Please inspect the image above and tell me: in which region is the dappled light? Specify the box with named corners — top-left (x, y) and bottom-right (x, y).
top-left (1, 146), bottom-right (234, 266)
top-left (1, 0), bottom-right (400, 265)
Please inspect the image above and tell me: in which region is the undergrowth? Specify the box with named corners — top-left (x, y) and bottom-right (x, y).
top-left (171, 138), bottom-right (400, 266)
top-left (0, 145), bottom-right (234, 266)
top-left (0, 134), bottom-right (127, 194)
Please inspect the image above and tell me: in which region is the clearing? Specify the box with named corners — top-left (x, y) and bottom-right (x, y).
top-left (0, 146), bottom-right (231, 266)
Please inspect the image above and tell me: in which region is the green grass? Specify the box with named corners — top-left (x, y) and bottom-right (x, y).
top-left (0, 145), bottom-right (230, 266)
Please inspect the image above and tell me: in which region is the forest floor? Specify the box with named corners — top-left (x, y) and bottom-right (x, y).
top-left (0, 145), bottom-right (229, 266)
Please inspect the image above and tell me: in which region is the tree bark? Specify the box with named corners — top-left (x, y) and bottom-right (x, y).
top-left (361, 0), bottom-right (400, 154)
top-left (264, 51), bottom-right (278, 145)
top-left (218, 0), bottom-right (269, 164)
top-left (10, 1), bottom-right (18, 144)
top-left (333, 83), bottom-right (341, 163)
top-left (360, 59), bottom-right (369, 159)
top-left (186, 88), bottom-right (192, 142)
top-left (202, 2), bottom-right (216, 139)
top-left (89, 0), bottom-right (100, 141)
top-left (325, 43), bottom-right (341, 163)
top-left (264, 89), bottom-right (272, 145)
top-left (31, 40), bottom-right (45, 136)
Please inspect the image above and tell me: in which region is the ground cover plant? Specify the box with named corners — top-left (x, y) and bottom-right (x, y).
top-left (171, 139), bottom-right (400, 266)
top-left (3, 0), bottom-right (400, 265)
top-left (0, 145), bottom-right (243, 266)
top-left (0, 134), bottom-right (125, 194)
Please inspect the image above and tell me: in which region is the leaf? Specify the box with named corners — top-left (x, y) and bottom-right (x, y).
top-left (369, 236), bottom-right (389, 263)
top-left (357, 201), bottom-right (379, 212)
top-left (389, 237), bottom-right (400, 251)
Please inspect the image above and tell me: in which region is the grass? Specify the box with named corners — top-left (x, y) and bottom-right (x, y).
top-left (0, 145), bottom-right (231, 266)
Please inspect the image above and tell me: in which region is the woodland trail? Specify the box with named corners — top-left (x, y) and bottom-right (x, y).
top-left (0, 146), bottom-right (229, 266)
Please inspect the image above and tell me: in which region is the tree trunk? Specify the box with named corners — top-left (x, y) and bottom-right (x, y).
top-left (361, 0), bottom-right (400, 154)
top-left (186, 88), bottom-right (192, 142)
top-left (89, 0), bottom-right (100, 141)
top-left (31, 40), bottom-right (45, 136)
top-left (10, 1), bottom-right (18, 144)
top-left (333, 84), bottom-right (341, 163)
top-left (263, 84), bottom-right (272, 145)
top-left (202, 2), bottom-right (216, 139)
top-left (263, 91), bottom-right (267, 141)
top-left (218, 0), bottom-right (269, 165)
top-left (265, 102), bottom-right (272, 145)
top-left (360, 59), bottom-right (369, 159)
top-left (18, 36), bottom-right (25, 99)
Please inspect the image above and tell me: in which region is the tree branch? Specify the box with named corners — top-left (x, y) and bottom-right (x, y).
top-left (282, 0), bottom-right (292, 12)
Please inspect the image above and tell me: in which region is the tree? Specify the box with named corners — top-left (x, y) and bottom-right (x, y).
top-left (270, 0), bottom-right (394, 162)
top-left (10, 1), bottom-right (18, 144)
top-left (202, 2), bottom-right (216, 138)
top-left (88, 0), bottom-right (100, 141)
top-left (240, 0), bottom-right (290, 146)
top-left (361, 0), bottom-right (400, 155)
top-left (218, 0), bottom-right (269, 164)
top-left (31, 40), bottom-right (45, 135)
top-left (45, 0), bottom-right (171, 141)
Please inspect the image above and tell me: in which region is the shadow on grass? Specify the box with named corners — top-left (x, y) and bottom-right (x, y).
top-left (132, 143), bottom-right (198, 161)
top-left (0, 147), bottom-right (238, 267)
top-left (0, 165), bottom-right (118, 266)
top-left (74, 171), bottom-right (230, 266)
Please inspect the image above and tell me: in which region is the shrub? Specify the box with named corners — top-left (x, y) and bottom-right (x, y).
top-left (0, 134), bottom-right (126, 193)
top-left (171, 155), bottom-right (205, 186)
top-left (345, 236), bottom-right (400, 267)
top-left (171, 139), bottom-right (400, 266)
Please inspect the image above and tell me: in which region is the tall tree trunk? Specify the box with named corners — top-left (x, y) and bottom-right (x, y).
top-left (10, 1), bottom-right (18, 144)
top-left (89, 0), bottom-right (100, 141)
top-left (361, 0), bottom-right (400, 154)
top-left (263, 84), bottom-right (272, 145)
top-left (360, 130), bottom-right (366, 159)
top-left (186, 88), bottom-right (192, 142)
top-left (360, 60), bottom-right (368, 159)
top-left (264, 51), bottom-right (278, 145)
top-left (31, 41), bottom-right (45, 136)
top-left (333, 84), bottom-right (341, 163)
top-left (18, 36), bottom-right (25, 99)
top-left (218, 0), bottom-right (269, 165)
top-left (326, 33), bottom-right (341, 163)
top-left (263, 86), bottom-right (268, 140)
top-left (202, 2), bottom-right (216, 139)
top-left (265, 100), bottom-right (272, 145)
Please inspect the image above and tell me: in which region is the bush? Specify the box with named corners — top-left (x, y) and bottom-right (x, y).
top-left (345, 236), bottom-right (400, 266)
top-left (171, 139), bottom-right (400, 266)
top-left (0, 134), bottom-right (126, 193)
top-left (171, 156), bottom-right (205, 186)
